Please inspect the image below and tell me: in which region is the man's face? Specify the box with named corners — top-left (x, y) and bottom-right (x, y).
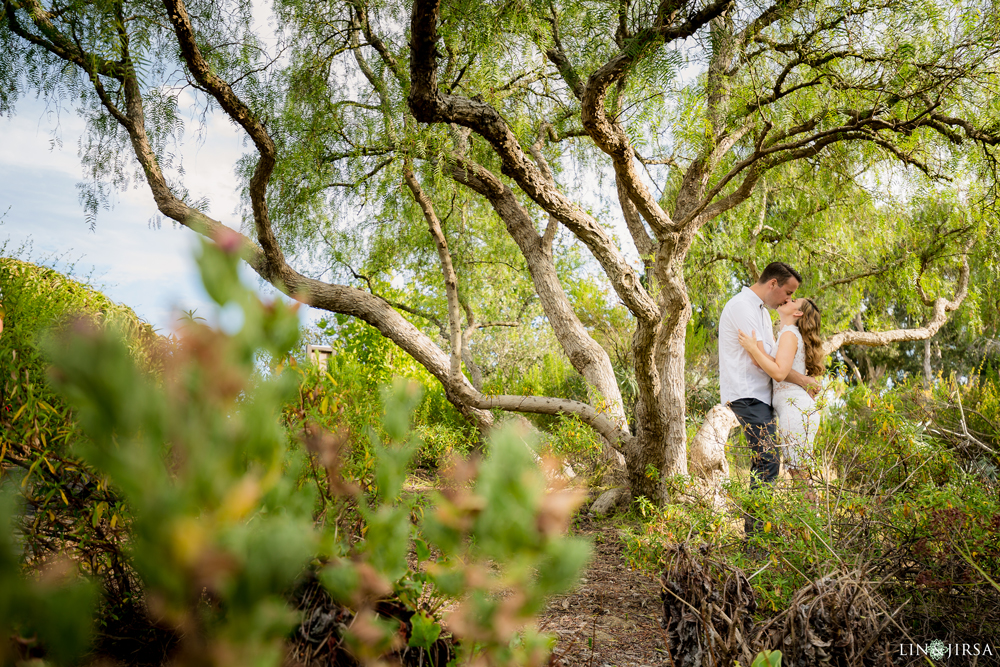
top-left (763, 277), bottom-right (800, 309)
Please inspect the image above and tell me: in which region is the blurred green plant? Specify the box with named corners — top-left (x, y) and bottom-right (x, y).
top-left (2, 237), bottom-right (591, 666)
top-left (41, 238), bottom-right (315, 666)
top-left (0, 485), bottom-right (98, 665)
top-left (316, 400), bottom-right (592, 666)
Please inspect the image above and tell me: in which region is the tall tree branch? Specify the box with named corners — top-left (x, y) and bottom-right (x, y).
top-left (161, 0), bottom-right (285, 281)
top-left (408, 0), bottom-right (658, 326)
top-left (579, 0), bottom-right (735, 237)
top-left (403, 160), bottom-right (464, 379)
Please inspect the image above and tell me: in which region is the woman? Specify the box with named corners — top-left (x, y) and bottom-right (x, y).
top-left (738, 297), bottom-right (824, 484)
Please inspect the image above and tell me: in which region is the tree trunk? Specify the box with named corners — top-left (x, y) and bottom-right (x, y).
top-left (923, 337), bottom-right (933, 387)
top-left (623, 241), bottom-right (695, 500)
top-left (448, 162), bottom-right (629, 479)
top-left (659, 321), bottom-right (690, 479)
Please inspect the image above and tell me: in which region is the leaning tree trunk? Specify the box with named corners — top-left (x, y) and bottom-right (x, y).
top-left (659, 239), bottom-right (697, 481)
top-left (448, 161), bottom-right (629, 482)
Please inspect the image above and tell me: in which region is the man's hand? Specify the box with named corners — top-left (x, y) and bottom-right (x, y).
top-left (786, 368), bottom-right (821, 397)
top-left (804, 376), bottom-right (821, 398)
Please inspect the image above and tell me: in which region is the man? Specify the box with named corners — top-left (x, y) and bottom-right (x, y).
top-left (718, 262), bottom-right (818, 535)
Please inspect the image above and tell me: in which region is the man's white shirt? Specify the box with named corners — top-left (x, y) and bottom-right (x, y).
top-left (719, 286), bottom-right (775, 405)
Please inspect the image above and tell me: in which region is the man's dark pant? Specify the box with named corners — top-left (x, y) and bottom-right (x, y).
top-left (728, 398), bottom-right (780, 535)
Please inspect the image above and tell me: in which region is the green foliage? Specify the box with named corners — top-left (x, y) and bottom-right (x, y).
top-left (0, 256), bottom-right (163, 639)
top-left (316, 412), bottom-right (592, 665)
top-left (41, 239), bottom-right (316, 665)
top-left (1, 241), bottom-right (591, 665)
top-left (286, 323), bottom-right (475, 479)
top-left (620, 488), bottom-right (734, 572)
top-left (293, 376), bottom-right (592, 665)
top-left (685, 319), bottom-right (719, 416)
top-left (0, 486), bottom-right (98, 665)
top-left (408, 610), bottom-right (442, 650)
top-left (411, 422), bottom-right (475, 470)
top-left (826, 373), bottom-right (999, 487)
top-left (752, 649), bottom-right (782, 667)
top-left (484, 350), bottom-right (589, 429)
top-left (542, 413), bottom-right (604, 464)
top-left (313, 314), bottom-right (472, 434)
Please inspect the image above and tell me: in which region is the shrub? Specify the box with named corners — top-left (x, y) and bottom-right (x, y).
top-left (1, 239), bottom-right (591, 666)
top-left (0, 256), bottom-right (170, 658)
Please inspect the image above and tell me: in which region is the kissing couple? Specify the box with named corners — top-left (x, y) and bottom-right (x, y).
top-left (718, 262), bottom-right (825, 532)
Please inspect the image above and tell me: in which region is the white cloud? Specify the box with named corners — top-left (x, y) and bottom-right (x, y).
top-left (0, 96), bottom-right (253, 331)
top-left (0, 107), bottom-right (86, 178)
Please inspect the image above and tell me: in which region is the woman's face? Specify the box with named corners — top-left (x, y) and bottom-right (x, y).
top-left (777, 297), bottom-right (805, 318)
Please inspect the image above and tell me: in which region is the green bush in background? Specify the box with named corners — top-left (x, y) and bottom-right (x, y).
top-left (0, 255), bottom-right (169, 658)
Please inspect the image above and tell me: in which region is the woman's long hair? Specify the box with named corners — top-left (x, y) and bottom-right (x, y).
top-left (798, 299), bottom-right (825, 377)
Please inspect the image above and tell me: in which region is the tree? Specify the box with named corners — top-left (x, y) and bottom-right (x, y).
top-left (2, 0), bottom-right (996, 501)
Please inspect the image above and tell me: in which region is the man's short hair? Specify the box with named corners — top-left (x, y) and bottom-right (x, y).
top-left (757, 262), bottom-right (802, 286)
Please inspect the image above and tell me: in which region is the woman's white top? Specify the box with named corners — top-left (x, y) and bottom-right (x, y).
top-left (773, 325), bottom-right (809, 398)
top-left (772, 324), bottom-right (820, 465)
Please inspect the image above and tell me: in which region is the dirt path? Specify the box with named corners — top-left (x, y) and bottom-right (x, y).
top-left (538, 520), bottom-right (667, 667)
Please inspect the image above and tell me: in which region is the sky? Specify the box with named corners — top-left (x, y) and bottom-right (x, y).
top-left (0, 0), bottom-right (286, 334)
top-left (0, 95), bottom-right (271, 333)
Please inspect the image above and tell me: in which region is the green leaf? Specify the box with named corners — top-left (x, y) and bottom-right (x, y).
top-left (414, 538), bottom-right (431, 563)
top-left (408, 611), bottom-right (441, 649)
top-left (318, 561), bottom-right (360, 605)
top-left (752, 649), bottom-right (782, 667)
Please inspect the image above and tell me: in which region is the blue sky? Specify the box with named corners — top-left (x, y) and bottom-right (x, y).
top-left (0, 96), bottom-right (271, 332)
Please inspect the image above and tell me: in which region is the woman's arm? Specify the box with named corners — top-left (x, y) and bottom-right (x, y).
top-left (738, 329), bottom-right (797, 382)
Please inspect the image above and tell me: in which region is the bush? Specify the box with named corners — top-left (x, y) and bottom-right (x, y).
top-left (0, 256), bottom-right (171, 659)
top-left (1, 239), bottom-right (591, 666)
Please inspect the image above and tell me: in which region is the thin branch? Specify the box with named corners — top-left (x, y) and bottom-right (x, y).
top-left (325, 157), bottom-right (393, 189)
top-left (815, 256), bottom-right (910, 292)
top-left (403, 160), bottom-right (464, 379)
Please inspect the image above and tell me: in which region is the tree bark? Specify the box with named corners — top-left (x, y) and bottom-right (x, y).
top-left (923, 337), bottom-right (933, 387)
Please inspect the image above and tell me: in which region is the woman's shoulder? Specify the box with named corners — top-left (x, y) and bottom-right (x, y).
top-left (778, 325), bottom-right (802, 339)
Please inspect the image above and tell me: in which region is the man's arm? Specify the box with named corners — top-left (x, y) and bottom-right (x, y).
top-left (786, 368), bottom-right (821, 396)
